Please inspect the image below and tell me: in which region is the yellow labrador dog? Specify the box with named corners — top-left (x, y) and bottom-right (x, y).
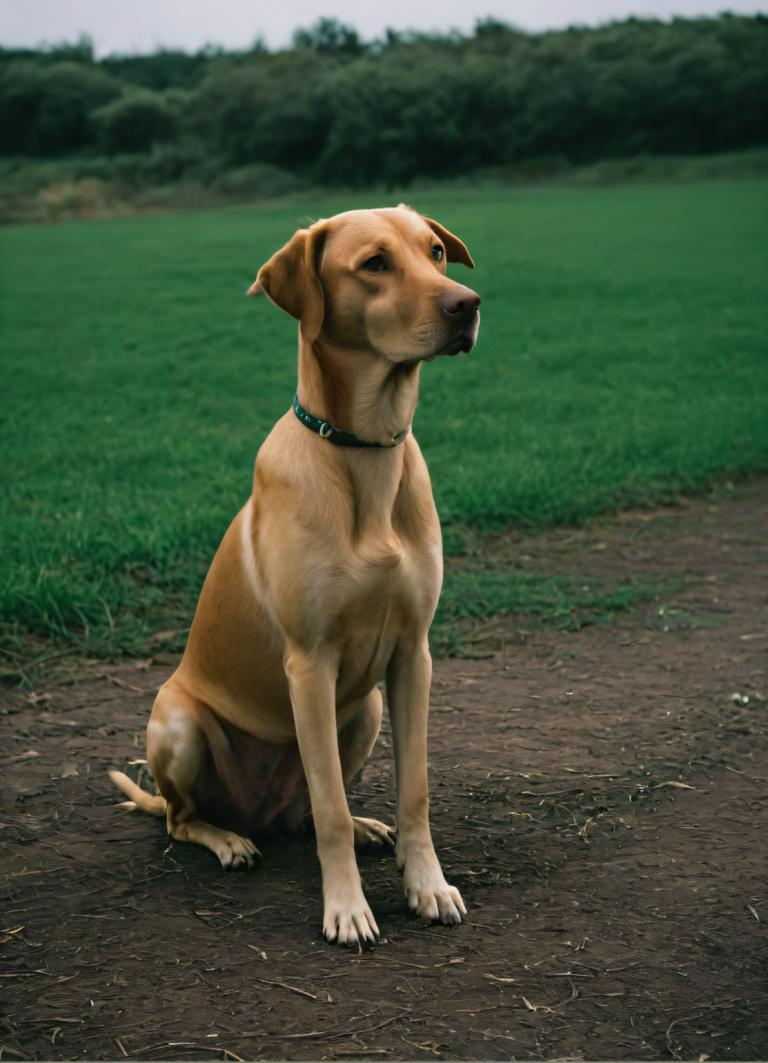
top-left (110, 205), bottom-right (480, 946)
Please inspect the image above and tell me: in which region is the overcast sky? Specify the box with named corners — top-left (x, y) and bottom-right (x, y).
top-left (2, 0), bottom-right (766, 55)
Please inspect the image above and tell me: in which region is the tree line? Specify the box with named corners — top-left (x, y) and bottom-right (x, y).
top-left (1, 15), bottom-right (766, 187)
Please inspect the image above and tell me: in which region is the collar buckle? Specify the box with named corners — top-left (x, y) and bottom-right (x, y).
top-left (292, 393), bottom-right (408, 449)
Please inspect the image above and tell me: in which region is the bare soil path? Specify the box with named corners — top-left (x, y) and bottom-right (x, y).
top-left (2, 482), bottom-right (767, 1061)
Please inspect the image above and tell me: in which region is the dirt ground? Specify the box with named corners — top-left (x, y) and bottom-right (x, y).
top-left (2, 482), bottom-right (767, 1062)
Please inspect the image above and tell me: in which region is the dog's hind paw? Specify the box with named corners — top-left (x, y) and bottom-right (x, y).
top-left (215, 832), bottom-right (261, 871)
top-left (352, 816), bottom-right (396, 849)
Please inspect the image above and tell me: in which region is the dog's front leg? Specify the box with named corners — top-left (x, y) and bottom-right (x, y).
top-left (386, 638), bottom-right (466, 925)
top-left (285, 647), bottom-right (379, 946)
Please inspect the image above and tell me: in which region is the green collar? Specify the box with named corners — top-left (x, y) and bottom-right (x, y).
top-left (292, 393), bottom-right (408, 448)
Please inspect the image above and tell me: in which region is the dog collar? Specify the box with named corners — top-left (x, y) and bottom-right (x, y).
top-left (292, 393), bottom-right (408, 448)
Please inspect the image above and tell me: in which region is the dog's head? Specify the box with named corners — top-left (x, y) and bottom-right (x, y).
top-left (248, 205), bottom-right (480, 363)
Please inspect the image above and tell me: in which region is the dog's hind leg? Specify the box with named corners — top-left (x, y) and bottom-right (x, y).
top-left (146, 685), bottom-right (260, 870)
top-left (339, 687), bottom-right (395, 848)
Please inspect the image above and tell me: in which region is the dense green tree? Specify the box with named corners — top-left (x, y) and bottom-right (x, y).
top-left (0, 61), bottom-right (120, 154)
top-left (101, 49), bottom-right (212, 90)
top-left (191, 53), bottom-right (331, 169)
top-left (0, 15), bottom-right (765, 182)
top-left (292, 18), bottom-right (363, 56)
top-left (0, 35), bottom-right (94, 66)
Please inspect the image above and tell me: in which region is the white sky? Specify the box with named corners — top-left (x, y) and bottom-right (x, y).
top-left (2, 0), bottom-right (766, 55)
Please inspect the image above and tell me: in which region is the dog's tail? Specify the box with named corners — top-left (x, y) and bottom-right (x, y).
top-left (109, 770), bottom-right (167, 816)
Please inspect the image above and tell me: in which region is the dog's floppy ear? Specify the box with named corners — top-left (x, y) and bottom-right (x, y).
top-left (423, 215), bottom-right (475, 269)
top-left (247, 222), bottom-right (327, 341)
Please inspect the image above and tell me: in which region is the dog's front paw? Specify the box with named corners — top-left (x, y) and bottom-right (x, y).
top-left (404, 869), bottom-right (466, 925)
top-left (323, 882), bottom-right (379, 946)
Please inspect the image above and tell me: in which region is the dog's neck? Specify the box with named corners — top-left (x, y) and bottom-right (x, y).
top-left (297, 336), bottom-right (421, 448)
top-left (296, 336), bottom-right (422, 537)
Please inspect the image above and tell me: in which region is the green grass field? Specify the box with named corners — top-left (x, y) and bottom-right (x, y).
top-left (2, 179), bottom-right (767, 660)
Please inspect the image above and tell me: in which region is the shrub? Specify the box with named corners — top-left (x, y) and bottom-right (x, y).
top-left (92, 89), bottom-right (178, 153)
top-left (37, 178), bottom-right (116, 220)
top-left (211, 163), bottom-right (305, 199)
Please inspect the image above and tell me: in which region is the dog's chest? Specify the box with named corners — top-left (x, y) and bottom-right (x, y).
top-left (334, 535), bottom-right (440, 702)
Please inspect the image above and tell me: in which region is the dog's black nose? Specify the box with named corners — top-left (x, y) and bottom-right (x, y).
top-left (439, 286), bottom-right (481, 321)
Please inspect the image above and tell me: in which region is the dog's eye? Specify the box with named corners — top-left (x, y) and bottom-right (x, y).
top-left (432, 246), bottom-right (444, 262)
top-left (361, 255), bottom-right (387, 273)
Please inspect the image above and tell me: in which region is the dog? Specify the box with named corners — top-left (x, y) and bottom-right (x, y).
top-left (110, 204), bottom-right (480, 946)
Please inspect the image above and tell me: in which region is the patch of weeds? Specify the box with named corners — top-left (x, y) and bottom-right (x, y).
top-left (648, 603), bottom-right (729, 633)
top-left (431, 560), bottom-right (682, 656)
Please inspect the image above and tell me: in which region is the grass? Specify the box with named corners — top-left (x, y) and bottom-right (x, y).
top-left (2, 178), bottom-right (767, 658)
top-left (431, 568), bottom-right (681, 657)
